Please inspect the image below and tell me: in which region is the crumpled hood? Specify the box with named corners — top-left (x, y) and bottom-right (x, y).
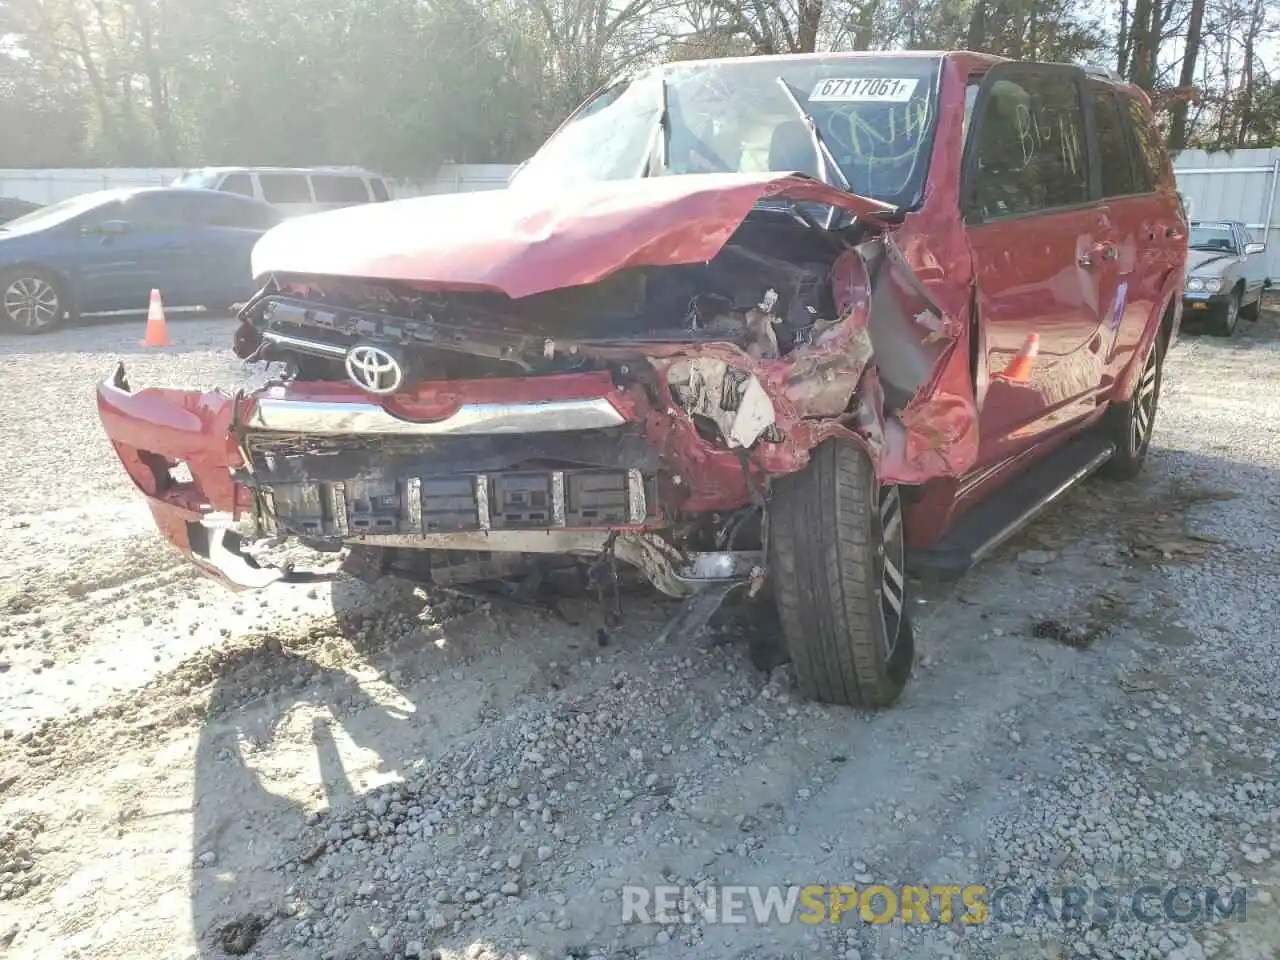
top-left (250, 172), bottom-right (895, 300)
top-left (1185, 249), bottom-right (1238, 276)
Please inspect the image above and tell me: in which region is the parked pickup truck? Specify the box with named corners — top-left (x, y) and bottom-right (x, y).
top-left (1182, 219), bottom-right (1270, 336)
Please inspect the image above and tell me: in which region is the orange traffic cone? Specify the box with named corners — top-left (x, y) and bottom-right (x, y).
top-left (994, 332), bottom-right (1039, 384)
top-left (139, 289), bottom-right (172, 347)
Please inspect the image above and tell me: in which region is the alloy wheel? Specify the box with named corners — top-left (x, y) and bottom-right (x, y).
top-left (1224, 293), bottom-right (1239, 334)
top-left (1130, 342), bottom-right (1159, 453)
top-left (3, 276), bottom-right (60, 331)
top-left (876, 484), bottom-right (906, 656)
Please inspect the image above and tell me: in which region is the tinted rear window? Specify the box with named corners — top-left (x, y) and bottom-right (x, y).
top-left (259, 174), bottom-right (312, 204)
top-left (1089, 85), bottom-right (1135, 198)
top-left (969, 72), bottom-right (1089, 218)
top-left (1123, 97), bottom-right (1162, 192)
top-left (312, 175), bottom-right (372, 203)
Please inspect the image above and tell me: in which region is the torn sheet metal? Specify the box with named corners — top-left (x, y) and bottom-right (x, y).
top-left (249, 171), bottom-right (897, 299)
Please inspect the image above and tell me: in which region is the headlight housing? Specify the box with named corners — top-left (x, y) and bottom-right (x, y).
top-left (1185, 277), bottom-right (1221, 293)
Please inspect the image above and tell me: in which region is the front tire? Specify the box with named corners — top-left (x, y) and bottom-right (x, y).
top-left (0, 267), bottom-right (67, 334)
top-left (769, 439), bottom-right (914, 708)
top-left (1209, 288), bottom-right (1241, 337)
top-left (1099, 332), bottom-right (1163, 481)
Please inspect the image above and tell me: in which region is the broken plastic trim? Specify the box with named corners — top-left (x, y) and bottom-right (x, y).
top-left (189, 515), bottom-right (763, 599)
top-left (186, 521), bottom-right (286, 589)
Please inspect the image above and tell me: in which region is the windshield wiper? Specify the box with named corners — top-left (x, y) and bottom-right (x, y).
top-left (774, 76), bottom-right (853, 194)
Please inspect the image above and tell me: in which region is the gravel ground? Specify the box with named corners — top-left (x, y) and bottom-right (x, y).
top-left (0, 306), bottom-right (1277, 960)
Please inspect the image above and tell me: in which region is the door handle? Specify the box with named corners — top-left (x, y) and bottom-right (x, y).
top-left (1078, 244), bottom-right (1117, 268)
top-left (1165, 227), bottom-right (1183, 239)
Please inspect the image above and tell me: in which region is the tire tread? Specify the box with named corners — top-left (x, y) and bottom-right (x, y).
top-left (770, 440), bottom-right (911, 708)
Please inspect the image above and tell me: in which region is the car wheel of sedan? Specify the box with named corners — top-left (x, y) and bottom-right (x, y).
top-left (769, 438), bottom-right (914, 708)
top-left (1100, 332), bottom-right (1164, 482)
top-left (0, 268), bottom-right (66, 334)
top-left (1210, 288), bottom-right (1241, 337)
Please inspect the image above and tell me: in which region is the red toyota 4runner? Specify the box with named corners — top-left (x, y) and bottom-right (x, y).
top-left (97, 52), bottom-right (1187, 709)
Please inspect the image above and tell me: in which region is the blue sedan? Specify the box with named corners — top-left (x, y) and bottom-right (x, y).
top-left (0, 187), bottom-right (281, 334)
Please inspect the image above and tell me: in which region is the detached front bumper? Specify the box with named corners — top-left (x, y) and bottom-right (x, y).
top-left (96, 363), bottom-right (289, 590)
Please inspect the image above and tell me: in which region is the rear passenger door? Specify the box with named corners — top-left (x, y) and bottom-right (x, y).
top-left (1104, 93), bottom-right (1181, 381)
top-left (1084, 81), bottom-right (1144, 393)
top-left (962, 64), bottom-right (1111, 468)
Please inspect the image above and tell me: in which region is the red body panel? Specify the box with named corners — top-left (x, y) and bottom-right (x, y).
top-left (250, 172), bottom-right (895, 298)
top-left (96, 50), bottom-right (1184, 581)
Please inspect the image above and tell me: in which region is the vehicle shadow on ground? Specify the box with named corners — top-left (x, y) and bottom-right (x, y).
top-left (183, 436), bottom-right (1276, 959)
top-left (186, 574), bottom-right (677, 957)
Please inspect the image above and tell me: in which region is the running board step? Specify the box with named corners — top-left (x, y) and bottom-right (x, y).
top-left (906, 433), bottom-right (1116, 582)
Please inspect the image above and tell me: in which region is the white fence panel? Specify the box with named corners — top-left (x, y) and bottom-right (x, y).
top-left (415, 163), bottom-right (519, 195)
top-left (0, 164), bottom-right (520, 204)
top-left (0, 168), bottom-right (185, 203)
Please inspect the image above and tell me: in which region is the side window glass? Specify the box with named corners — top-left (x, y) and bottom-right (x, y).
top-left (202, 197), bottom-right (250, 227)
top-left (970, 72), bottom-right (1089, 219)
top-left (220, 173), bottom-right (254, 197)
top-left (259, 174), bottom-right (313, 204)
top-left (1089, 85), bottom-right (1135, 198)
top-left (1123, 98), bottom-right (1160, 192)
top-left (78, 199), bottom-right (124, 231)
top-left (370, 178), bottom-right (390, 202)
top-left (122, 194), bottom-right (191, 230)
top-left (962, 81), bottom-right (981, 143)
top-left (312, 175), bottom-right (372, 203)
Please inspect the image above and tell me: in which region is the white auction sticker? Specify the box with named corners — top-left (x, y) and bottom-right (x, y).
top-left (809, 77), bottom-right (919, 103)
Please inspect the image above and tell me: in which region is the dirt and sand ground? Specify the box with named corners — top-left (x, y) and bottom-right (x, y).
top-left (0, 305), bottom-right (1277, 960)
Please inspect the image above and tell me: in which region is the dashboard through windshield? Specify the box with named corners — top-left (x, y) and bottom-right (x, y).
top-left (509, 55), bottom-right (942, 209)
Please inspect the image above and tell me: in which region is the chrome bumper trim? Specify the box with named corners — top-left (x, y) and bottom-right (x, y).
top-left (261, 330), bottom-right (349, 358)
top-left (244, 397), bottom-right (628, 436)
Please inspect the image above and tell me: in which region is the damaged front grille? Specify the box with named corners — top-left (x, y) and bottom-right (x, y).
top-left (236, 214), bottom-right (847, 379)
top-left (262, 467), bottom-right (657, 540)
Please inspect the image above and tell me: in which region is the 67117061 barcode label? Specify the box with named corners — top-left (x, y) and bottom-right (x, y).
top-left (809, 77), bottom-right (919, 103)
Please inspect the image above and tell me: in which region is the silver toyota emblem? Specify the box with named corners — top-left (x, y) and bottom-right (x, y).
top-left (344, 344), bottom-right (404, 395)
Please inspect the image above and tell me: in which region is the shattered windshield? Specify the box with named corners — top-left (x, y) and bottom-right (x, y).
top-left (510, 55), bottom-right (942, 208)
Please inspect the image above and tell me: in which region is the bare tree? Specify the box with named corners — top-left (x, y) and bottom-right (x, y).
top-left (1167, 0), bottom-right (1205, 148)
